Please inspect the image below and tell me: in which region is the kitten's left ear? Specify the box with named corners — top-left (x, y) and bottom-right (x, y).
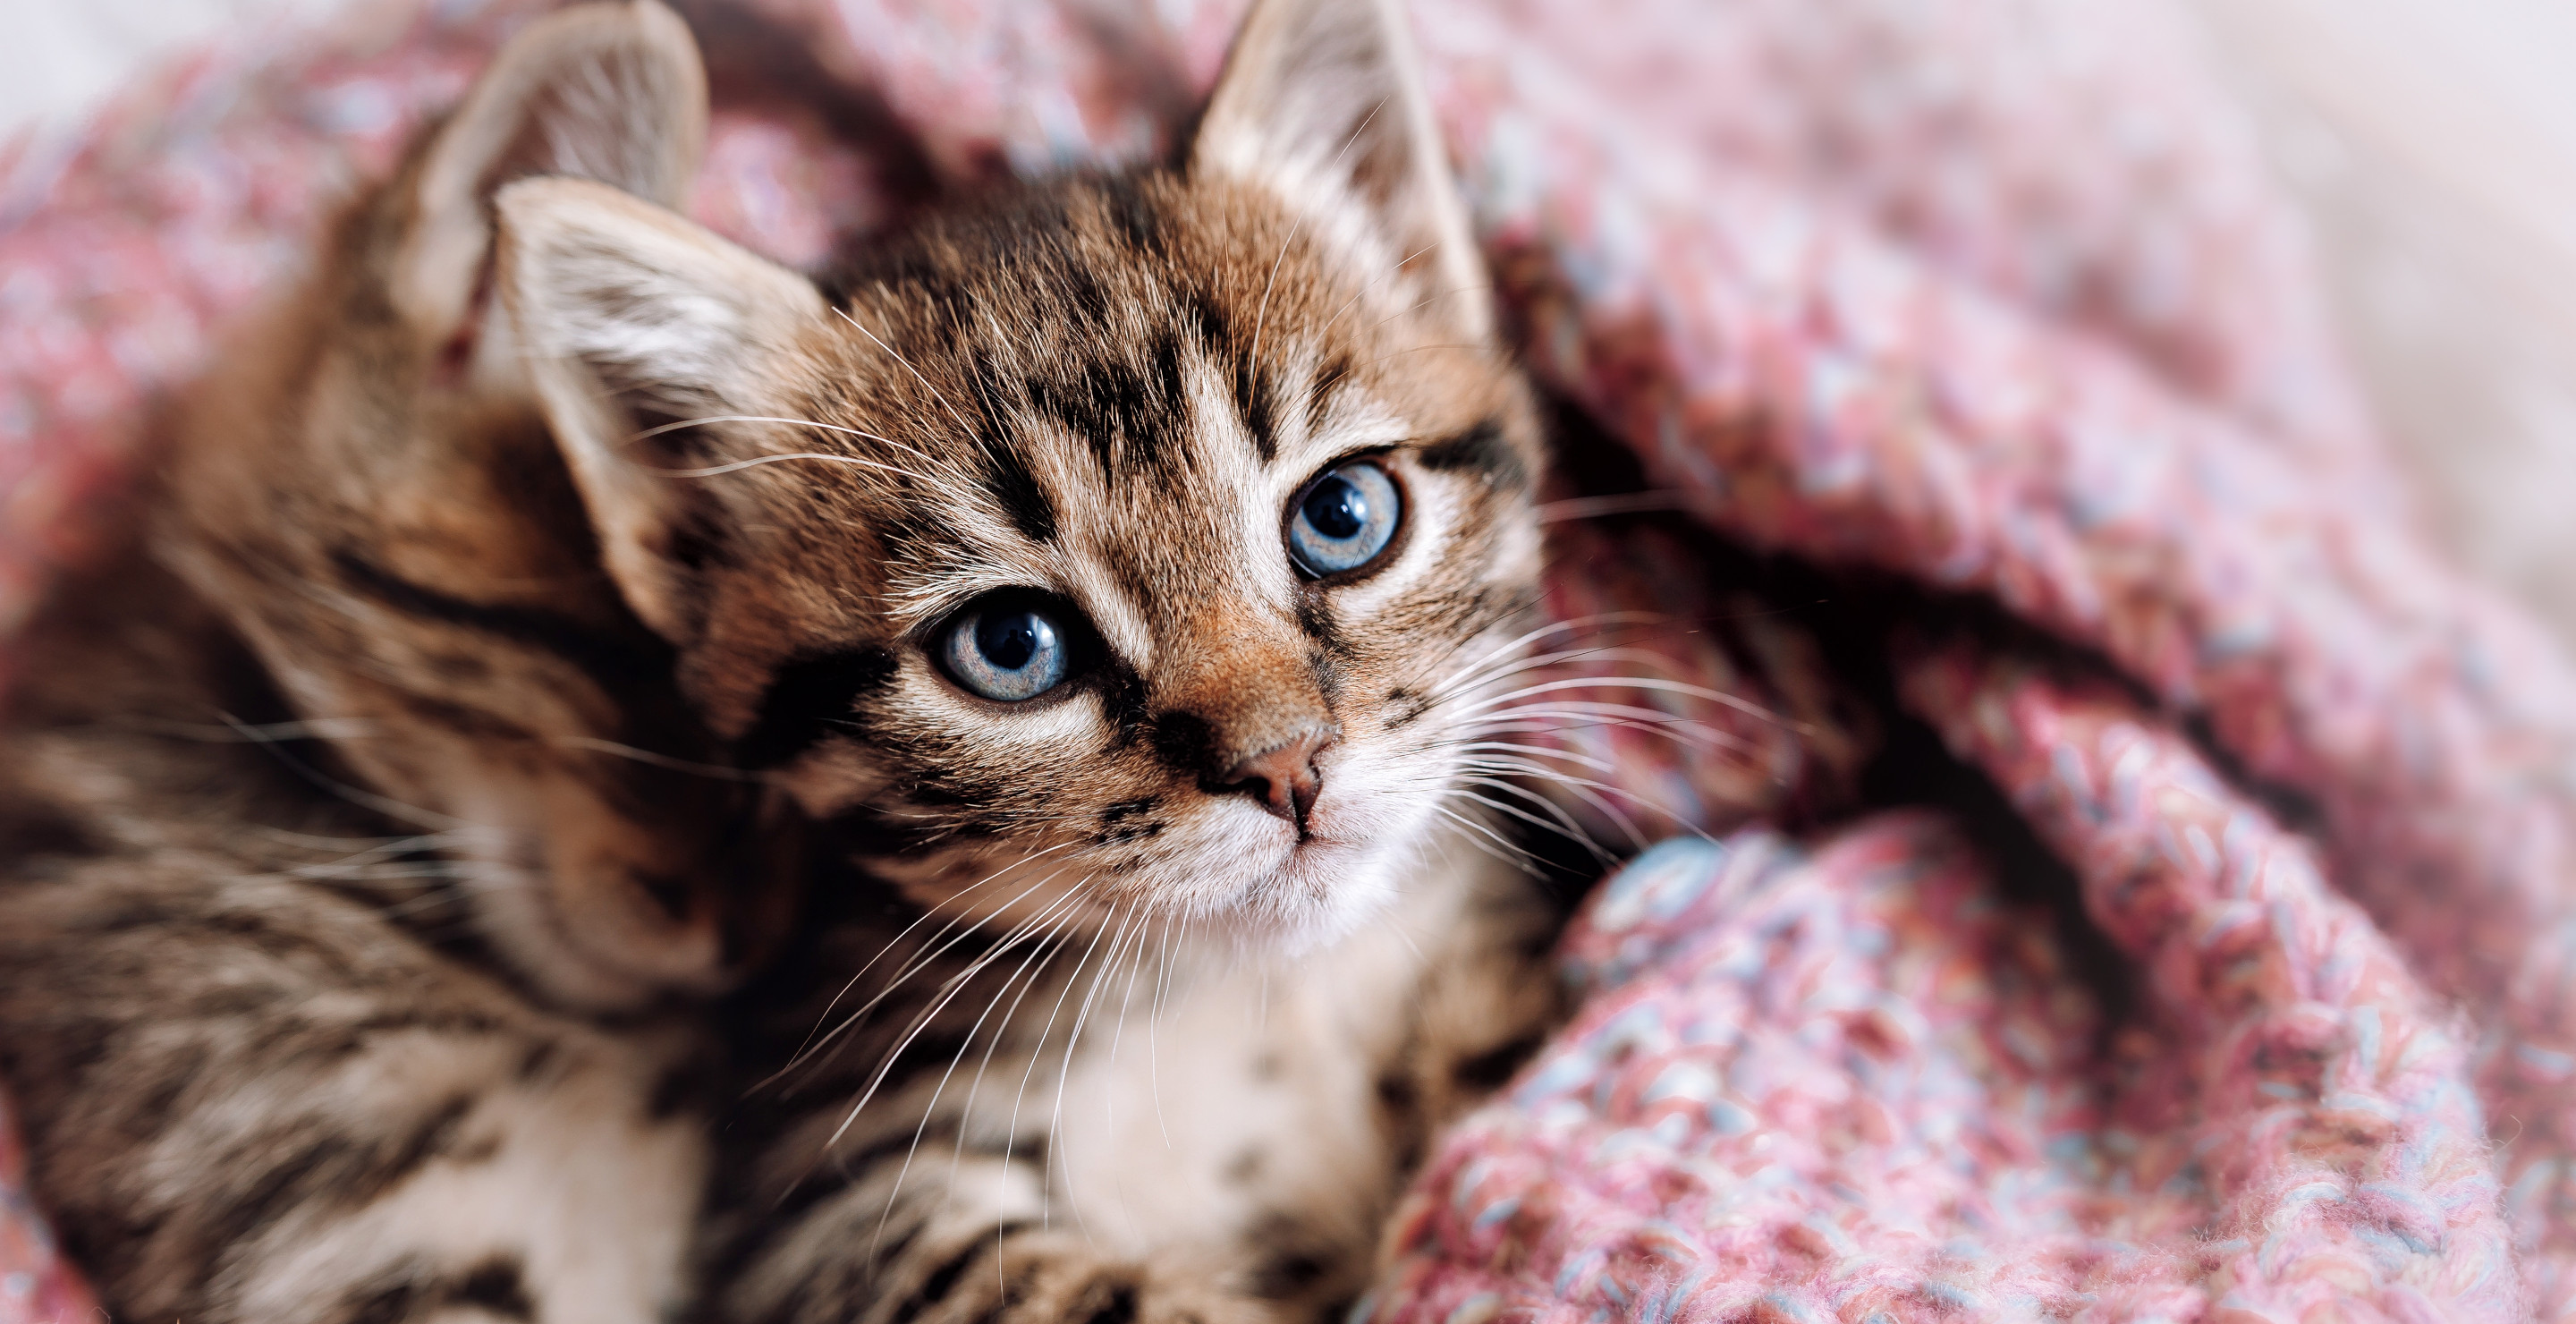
top-left (1191, 0), bottom-right (1490, 343)
top-left (395, 0), bottom-right (709, 346)
top-left (495, 176), bottom-right (824, 646)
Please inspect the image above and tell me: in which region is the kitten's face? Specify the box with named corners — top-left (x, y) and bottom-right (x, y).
top-left (706, 177), bottom-right (1536, 943)
top-left (504, 0), bottom-right (1542, 946)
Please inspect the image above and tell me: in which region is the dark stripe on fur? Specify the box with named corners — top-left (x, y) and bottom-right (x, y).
top-left (980, 439), bottom-right (1059, 543)
top-left (741, 648), bottom-right (899, 769)
top-left (824, 802), bottom-right (961, 859)
top-left (1417, 420), bottom-right (1526, 494)
top-left (887, 1225), bottom-right (1030, 1324)
top-left (1147, 710), bottom-right (1219, 783)
top-left (336, 1253), bottom-right (533, 1324)
top-left (1101, 174), bottom-right (1171, 260)
top-left (1294, 593), bottom-right (1344, 658)
top-left (871, 505), bottom-right (974, 581)
top-left (1304, 352), bottom-right (1352, 433)
top-left (453, 1256), bottom-right (537, 1320)
top-left (1243, 1210), bottom-right (1335, 1301)
top-left (211, 1093), bottom-right (478, 1254)
top-left (1093, 662), bottom-right (1153, 751)
top-left (1180, 285), bottom-right (1281, 463)
top-left (0, 800), bottom-right (105, 863)
top-left (1068, 1274), bottom-right (1140, 1324)
top-left (329, 550), bottom-right (671, 686)
top-left (1096, 796), bottom-right (1163, 846)
top-left (1235, 357), bottom-right (1279, 464)
top-left (1024, 336), bottom-right (1189, 482)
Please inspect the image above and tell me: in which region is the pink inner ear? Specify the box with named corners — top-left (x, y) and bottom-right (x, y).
top-left (432, 263), bottom-right (496, 390)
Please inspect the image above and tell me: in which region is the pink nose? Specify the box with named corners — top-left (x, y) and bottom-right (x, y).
top-left (1222, 727), bottom-right (1334, 833)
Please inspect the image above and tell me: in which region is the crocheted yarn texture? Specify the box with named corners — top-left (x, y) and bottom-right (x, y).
top-left (2, 0), bottom-right (2570, 1319)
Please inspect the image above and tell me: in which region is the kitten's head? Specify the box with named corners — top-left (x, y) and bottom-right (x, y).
top-left (499, 0), bottom-right (1546, 946)
top-left (163, 1), bottom-right (800, 1008)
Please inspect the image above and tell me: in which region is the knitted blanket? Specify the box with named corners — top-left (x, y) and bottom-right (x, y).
top-left (3, 0), bottom-right (2571, 1319)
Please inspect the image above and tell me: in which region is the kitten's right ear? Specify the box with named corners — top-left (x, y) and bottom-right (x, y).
top-left (394, 0), bottom-right (708, 345)
top-left (1191, 0), bottom-right (1490, 343)
top-left (495, 176), bottom-right (825, 645)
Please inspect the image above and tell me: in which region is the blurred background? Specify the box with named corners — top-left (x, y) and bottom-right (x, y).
top-left (7, 0), bottom-right (2575, 646)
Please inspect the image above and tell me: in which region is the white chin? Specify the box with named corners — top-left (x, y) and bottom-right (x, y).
top-left (1252, 836), bottom-right (1402, 953)
top-left (1192, 792), bottom-right (1430, 952)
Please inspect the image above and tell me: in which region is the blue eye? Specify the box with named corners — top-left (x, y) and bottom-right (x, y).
top-left (939, 600), bottom-right (1071, 702)
top-left (1287, 460), bottom-right (1402, 578)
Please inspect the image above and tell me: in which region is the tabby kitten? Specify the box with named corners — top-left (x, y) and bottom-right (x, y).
top-left (0, 0), bottom-right (1575, 1320)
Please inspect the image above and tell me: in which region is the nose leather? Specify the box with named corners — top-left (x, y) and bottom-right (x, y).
top-left (1222, 726), bottom-right (1335, 832)
top-left (1152, 614), bottom-right (1339, 834)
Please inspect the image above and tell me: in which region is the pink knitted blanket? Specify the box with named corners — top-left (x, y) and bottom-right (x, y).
top-left (4, 0), bottom-right (2571, 1319)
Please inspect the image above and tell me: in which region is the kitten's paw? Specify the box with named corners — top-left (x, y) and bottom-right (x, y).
top-left (886, 1228), bottom-right (1281, 1324)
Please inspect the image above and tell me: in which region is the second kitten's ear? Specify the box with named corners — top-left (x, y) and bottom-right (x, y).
top-left (1191, 0), bottom-right (1490, 342)
top-left (395, 0), bottom-right (708, 343)
top-left (495, 177), bottom-right (825, 644)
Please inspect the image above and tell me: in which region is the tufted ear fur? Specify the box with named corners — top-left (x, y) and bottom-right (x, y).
top-left (1191, 0), bottom-right (1490, 343)
top-left (395, 0), bottom-right (708, 365)
top-left (494, 175), bottom-right (826, 646)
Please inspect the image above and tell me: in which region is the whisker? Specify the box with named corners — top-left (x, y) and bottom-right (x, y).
top-left (1383, 909), bottom-right (1428, 965)
top-left (211, 711), bottom-right (464, 830)
top-left (1429, 802), bottom-right (1552, 872)
top-left (1449, 675), bottom-right (1787, 725)
top-left (1442, 739), bottom-right (1618, 775)
top-left (1428, 645), bottom-right (1712, 705)
top-left (1495, 762), bottom-right (1682, 836)
top-left (1453, 755), bottom-right (1665, 843)
top-left (1093, 912), bottom-right (1161, 1237)
top-left (1450, 777), bottom-right (1623, 861)
top-left (290, 860), bottom-right (483, 883)
top-left (1366, 282), bottom-right (1495, 332)
top-left (1047, 903), bottom-right (1144, 1241)
top-left (1414, 611), bottom-right (1671, 700)
top-left (944, 895), bottom-right (1089, 1211)
top-left (106, 715), bottom-right (382, 743)
top-left (1146, 914), bottom-right (1186, 1152)
top-left (1319, 239), bottom-right (1441, 339)
top-left (843, 844), bottom-right (1089, 1006)
top-left (1446, 744), bottom-right (1725, 844)
top-left (1450, 706), bottom-right (1719, 732)
top-left (870, 888), bottom-right (1091, 1258)
top-left (937, 896), bottom-right (1076, 1205)
top-left (1345, 344), bottom-right (1484, 375)
top-left (266, 829), bottom-right (455, 871)
top-left (1102, 910), bottom-right (1159, 1132)
top-left (647, 450), bottom-right (946, 485)
top-left (818, 882), bottom-right (1095, 1159)
top-left (1452, 701), bottom-right (1759, 746)
top-left (976, 883), bottom-right (1070, 1303)
top-left (546, 735), bottom-right (766, 782)
top-left (1534, 491), bottom-right (1699, 523)
top-left (765, 844), bottom-right (1082, 1089)
top-left (248, 826), bottom-right (457, 852)
top-left (635, 412), bottom-right (901, 453)
top-left (1001, 893), bottom-right (1125, 1234)
top-left (829, 307), bottom-right (985, 451)
top-left (631, 412), bottom-right (981, 502)
top-left (1250, 97), bottom-right (1388, 386)
top-left (1450, 703), bottom-right (1748, 744)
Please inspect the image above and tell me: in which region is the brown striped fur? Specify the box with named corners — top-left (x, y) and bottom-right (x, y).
top-left (0, 0), bottom-right (1580, 1320)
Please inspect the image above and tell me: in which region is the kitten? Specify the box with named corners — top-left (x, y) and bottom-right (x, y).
top-left (514, 0), bottom-right (1577, 1312)
top-left (0, 7), bottom-right (764, 1320)
top-left (0, 0), bottom-right (1582, 1320)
